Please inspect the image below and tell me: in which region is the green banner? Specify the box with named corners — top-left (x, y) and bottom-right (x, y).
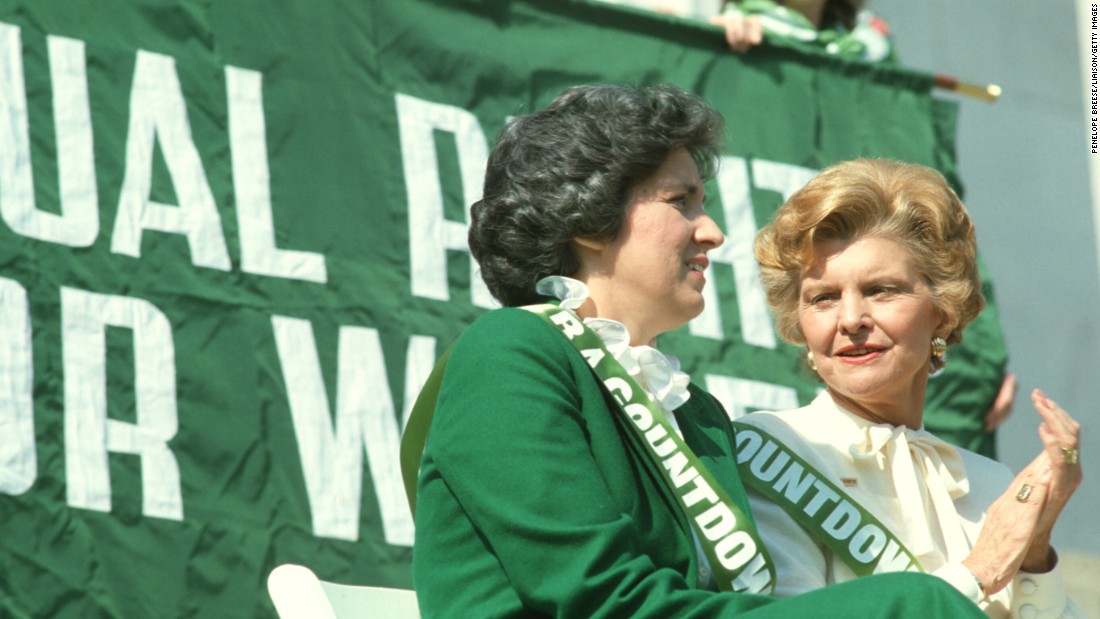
top-left (0, 0), bottom-right (1002, 616)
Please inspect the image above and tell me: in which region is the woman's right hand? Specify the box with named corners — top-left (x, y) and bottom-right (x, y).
top-left (961, 388), bottom-right (1083, 593)
top-left (1018, 389), bottom-right (1083, 573)
top-left (960, 457), bottom-right (1051, 595)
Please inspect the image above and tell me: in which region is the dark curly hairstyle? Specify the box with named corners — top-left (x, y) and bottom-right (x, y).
top-left (469, 83), bottom-right (726, 307)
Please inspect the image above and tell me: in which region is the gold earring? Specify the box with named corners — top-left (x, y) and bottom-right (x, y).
top-left (931, 337), bottom-right (947, 359)
top-left (806, 350), bottom-right (817, 371)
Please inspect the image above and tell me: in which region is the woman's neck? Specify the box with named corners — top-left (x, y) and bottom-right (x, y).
top-left (573, 299), bottom-right (658, 347)
top-left (826, 388), bottom-right (924, 430)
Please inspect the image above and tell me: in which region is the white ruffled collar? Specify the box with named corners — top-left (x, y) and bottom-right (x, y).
top-left (535, 276), bottom-right (691, 412)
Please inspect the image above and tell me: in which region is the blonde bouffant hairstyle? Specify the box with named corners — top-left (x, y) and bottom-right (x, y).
top-left (753, 158), bottom-right (984, 372)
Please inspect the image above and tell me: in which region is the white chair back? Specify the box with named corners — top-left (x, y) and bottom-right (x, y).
top-left (268, 563), bottom-right (420, 619)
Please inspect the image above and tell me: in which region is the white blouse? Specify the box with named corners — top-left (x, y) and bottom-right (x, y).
top-left (535, 276), bottom-right (690, 414)
top-left (737, 392), bottom-right (1084, 619)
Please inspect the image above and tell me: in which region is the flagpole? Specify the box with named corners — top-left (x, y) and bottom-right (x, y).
top-left (932, 74), bottom-right (1002, 102)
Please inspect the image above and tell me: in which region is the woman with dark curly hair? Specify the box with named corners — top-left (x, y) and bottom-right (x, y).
top-left (741, 158), bottom-right (1084, 617)
top-left (409, 84), bottom-right (992, 617)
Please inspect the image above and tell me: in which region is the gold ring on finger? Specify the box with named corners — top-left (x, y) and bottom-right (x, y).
top-left (1016, 484), bottom-right (1032, 502)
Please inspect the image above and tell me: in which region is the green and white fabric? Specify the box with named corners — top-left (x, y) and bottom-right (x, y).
top-left (524, 276), bottom-right (775, 594)
top-left (735, 392), bottom-right (1083, 618)
top-left (0, 0), bottom-right (1005, 616)
top-left (722, 0), bottom-right (896, 63)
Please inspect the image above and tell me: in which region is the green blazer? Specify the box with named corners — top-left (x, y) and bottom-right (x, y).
top-left (412, 308), bottom-right (984, 618)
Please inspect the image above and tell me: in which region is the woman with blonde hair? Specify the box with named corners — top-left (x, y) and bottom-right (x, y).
top-left (740, 158), bottom-right (1084, 617)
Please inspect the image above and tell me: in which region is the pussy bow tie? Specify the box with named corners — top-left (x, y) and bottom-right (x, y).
top-left (850, 424), bottom-right (970, 567)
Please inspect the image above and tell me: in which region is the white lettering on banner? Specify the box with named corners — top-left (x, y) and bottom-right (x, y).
top-left (751, 159), bottom-right (818, 204)
top-left (111, 50), bottom-right (231, 270)
top-left (690, 156), bottom-right (752, 343)
top-left (395, 92), bottom-right (494, 308)
top-left (704, 373), bottom-right (799, 420)
top-left (61, 287), bottom-right (183, 520)
top-left (692, 156), bottom-right (774, 346)
top-left (750, 158), bottom-right (817, 302)
top-left (271, 316), bottom-right (418, 545)
top-left (0, 277), bottom-right (35, 495)
top-left (0, 25), bottom-right (98, 246)
top-left (226, 66), bottom-right (327, 283)
top-left (691, 158), bottom-right (817, 347)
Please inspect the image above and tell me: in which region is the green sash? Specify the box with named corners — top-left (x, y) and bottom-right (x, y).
top-left (399, 340), bottom-right (456, 519)
top-left (730, 421), bottom-right (924, 577)
top-left (399, 304), bottom-right (776, 594)
top-left (521, 304), bottom-right (775, 594)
